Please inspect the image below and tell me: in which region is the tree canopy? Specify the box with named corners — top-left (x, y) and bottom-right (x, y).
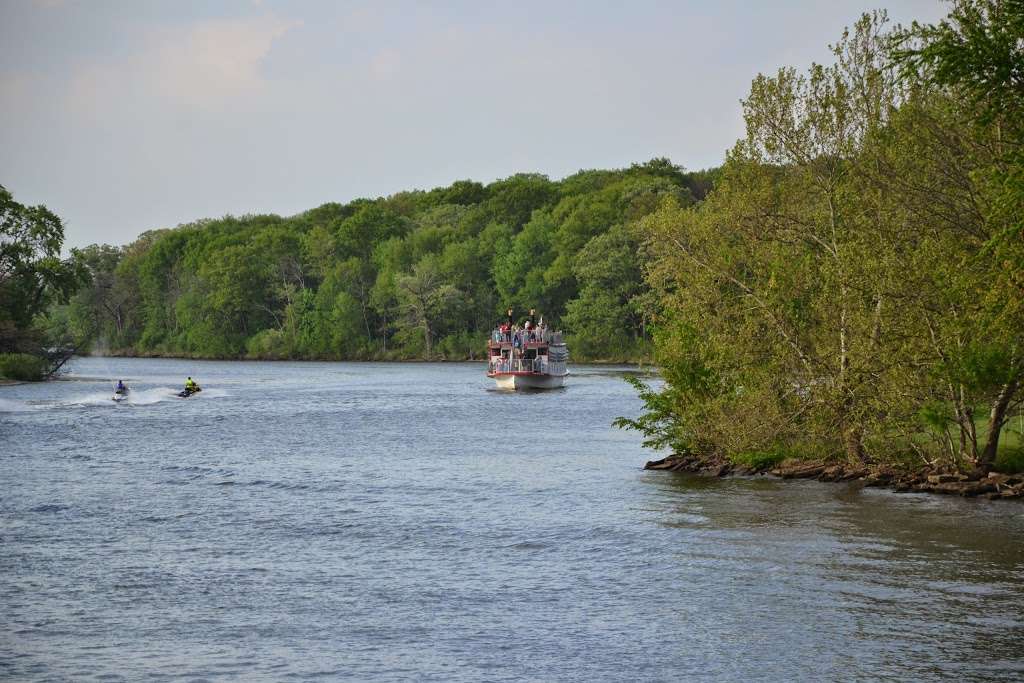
top-left (618, 3), bottom-right (1024, 474)
top-left (63, 161), bottom-right (706, 363)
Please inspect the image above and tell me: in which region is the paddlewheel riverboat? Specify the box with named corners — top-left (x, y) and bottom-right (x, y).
top-left (487, 324), bottom-right (569, 390)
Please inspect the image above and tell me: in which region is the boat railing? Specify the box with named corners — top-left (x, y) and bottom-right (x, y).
top-left (490, 329), bottom-right (563, 344)
top-left (489, 357), bottom-right (535, 373)
top-left (488, 357), bottom-right (567, 375)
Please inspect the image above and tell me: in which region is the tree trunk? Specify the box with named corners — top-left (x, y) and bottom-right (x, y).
top-left (843, 421), bottom-right (868, 465)
top-left (979, 376), bottom-right (1020, 472)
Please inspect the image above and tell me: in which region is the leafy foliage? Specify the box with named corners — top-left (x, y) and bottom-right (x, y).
top-left (65, 161), bottom-right (711, 362)
top-left (622, 4), bottom-right (1024, 473)
top-left (0, 185), bottom-right (85, 377)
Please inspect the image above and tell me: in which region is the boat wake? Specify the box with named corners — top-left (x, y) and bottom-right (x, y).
top-left (194, 387), bottom-right (228, 399)
top-left (0, 386), bottom-right (229, 412)
top-left (68, 387), bottom-right (179, 407)
top-left (0, 397), bottom-right (37, 413)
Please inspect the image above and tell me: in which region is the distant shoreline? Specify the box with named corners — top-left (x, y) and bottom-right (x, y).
top-left (75, 352), bottom-right (650, 366)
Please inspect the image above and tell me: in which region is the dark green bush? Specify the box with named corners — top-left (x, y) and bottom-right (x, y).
top-left (0, 353), bottom-right (49, 381)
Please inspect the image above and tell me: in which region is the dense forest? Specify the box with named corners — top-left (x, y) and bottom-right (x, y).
top-left (619, 3), bottom-right (1024, 475)
top-left (54, 161), bottom-right (715, 363)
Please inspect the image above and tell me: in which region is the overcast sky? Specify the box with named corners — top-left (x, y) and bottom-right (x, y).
top-left (2, 0), bottom-right (947, 249)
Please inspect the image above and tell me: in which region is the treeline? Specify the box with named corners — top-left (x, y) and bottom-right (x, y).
top-left (619, 4), bottom-right (1024, 474)
top-left (57, 161), bottom-right (716, 362)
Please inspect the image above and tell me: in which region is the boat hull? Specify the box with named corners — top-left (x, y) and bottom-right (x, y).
top-left (490, 372), bottom-right (566, 390)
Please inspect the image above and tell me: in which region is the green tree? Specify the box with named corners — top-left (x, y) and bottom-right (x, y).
top-left (563, 225), bottom-right (645, 359)
top-left (0, 185), bottom-right (84, 375)
top-left (396, 256), bottom-right (461, 359)
top-left (1, 186), bottom-right (82, 342)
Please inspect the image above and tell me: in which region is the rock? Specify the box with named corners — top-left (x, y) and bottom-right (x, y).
top-left (784, 465), bottom-right (826, 479)
top-left (642, 451), bottom-right (1024, 501)
top-left (862, 470), bottom-right (895, 487)
top-left (677, 459), bottom-right (707, 473)
top-left (819, 465), bottom-right (846, 482)
top-left (984, 473), bottom-right (1012, 487)
top-left (960, 482), bottom-right (997, 497)
top-left (644, 457), bottom-right (676, 470)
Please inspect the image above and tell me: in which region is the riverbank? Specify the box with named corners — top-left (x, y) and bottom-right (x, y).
top-left (644, 454), bottom-right (1024, 501)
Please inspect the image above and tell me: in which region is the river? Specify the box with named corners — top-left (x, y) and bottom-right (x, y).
top-left (1, 357), bottom-right (1023, 681)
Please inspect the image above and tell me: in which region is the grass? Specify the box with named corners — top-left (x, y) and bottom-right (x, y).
top-left (975, 410), bottom-right (1024, 473)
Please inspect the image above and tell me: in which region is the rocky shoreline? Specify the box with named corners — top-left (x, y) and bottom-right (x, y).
top-left (644, 454), bottom-right (1024, 501)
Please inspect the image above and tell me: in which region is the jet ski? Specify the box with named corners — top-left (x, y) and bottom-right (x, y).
top-left (178, 386), bottom-right (202, 398)
top-left (112, 385), bottom-right (130, 402)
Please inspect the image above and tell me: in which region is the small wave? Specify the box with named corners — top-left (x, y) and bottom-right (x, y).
top-left (195, 387), bottom-right (229, 399)
top-left (140, 513), bottom-right (190, 523)
top-left (122, 387), bottom-right (179, 405)
top-left (0, 398), bottom-right (36, 413)
top-left (210, 478), bottom-right (309, 490)
top-left (28, 504), bottom-right (70, 513)
top-left (504, 541), bottom-right (550, 551)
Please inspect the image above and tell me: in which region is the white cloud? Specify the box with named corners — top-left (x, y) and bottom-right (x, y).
top-left (66, 13), bottom-right (301, 116)
top-left (150, 14), bottom-right (301, 105)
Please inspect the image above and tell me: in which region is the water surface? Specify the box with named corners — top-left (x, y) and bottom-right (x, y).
top-left (2, 358), bottom-right (1023, 681)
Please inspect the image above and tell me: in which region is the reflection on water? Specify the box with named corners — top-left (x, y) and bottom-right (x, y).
top-left (1, 357), bottom-right (1022, 681)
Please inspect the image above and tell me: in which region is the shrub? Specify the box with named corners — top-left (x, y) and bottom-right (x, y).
top-left (995, 448), bottom-right (1024, 474)
top-left (0, 353), bottom-right (49, 381)
top-left (729, 448), bottom-right (787, 471)
top-left (246, 329), bottom-right (289, 359)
